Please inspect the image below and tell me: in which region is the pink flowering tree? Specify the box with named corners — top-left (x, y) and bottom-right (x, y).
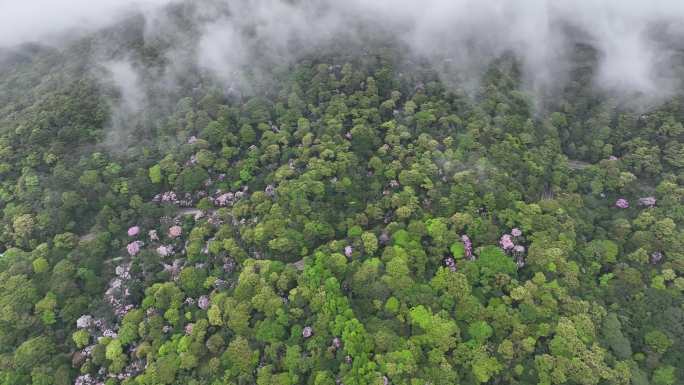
top-left (126, 241), bottom-right (141, 256)
top-left (127, 226), bottom-right (140, 237)
top-left (499, 234), bottom-right (514, 251)
top-left (168, 225), bottom-right (182, 238)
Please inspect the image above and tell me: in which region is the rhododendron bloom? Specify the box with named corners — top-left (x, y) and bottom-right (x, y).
top-left (650, 251), bottom-right (664, 264)
top-left (168, 226), bottom-right (182, 238)
top-left (157, 245), bottom-right (173, 257)
top-left (127, 226), bottom-right (140, 237)
top-left (615, 198), bottom-right (629, 208)
top-left (638, 196), bottom-right (656, 207)
top-left (76, 315), bottom-right (93, 329)
top-left (185, 323), bottom-right (194, 335)
top-left (198, 295), bottom-right (210, 310)
top-left (511, 228), bottom-right (522, 237)
top-left (302, 326), bottom-right (313, 338)
top-left (444, 257), bottom-right (457, 272)
top-left (499, 234), bottom-right (514, 250)
top-left (461, 235), bottom-right (473, 259)
top-left (127, 241), bottom-right (141, 256)
top-left (344, 245), bottom-right (353, 257)
top-left (215, 193), bottom-right (233, 206)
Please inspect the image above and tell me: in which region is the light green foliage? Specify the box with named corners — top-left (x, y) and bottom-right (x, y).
top-left (0, 28), bottom-right (681, 385)
top-left (149, 164), bottom-right (162, 184)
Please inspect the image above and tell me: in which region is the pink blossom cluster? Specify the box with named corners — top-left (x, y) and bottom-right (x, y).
top-left (615, 198), bottom-right (629, 209)
top-left (638, 196), bottom-right (656, 207)
top-left (153, 191), bottom-right (178, 204)
top-left (168, 225), bottom-right (182, 238)
top-left (461, 235), bottom-right (473, 260)
top-left (302, 326), bottom-right (313, 338)
top-left (115, 264), bottom-right (131, 280)
top-left (74, 374), bottom-right (104, 385)
top-left (77, 316), bottom-right (115, 350)
top-left (499, 234), bottom-right (514, 250)
top-left (127, 226), bottom-right (140, 237)
top-left (185, 323), bottom-right (194, 335)
top-left (126, 241), bottom-right (142, 256)
top-left (444, 257), bottom-right (457, 272)
top-left (344, 245), bottom-right (353, 258)
top-left (156, 245), bottom-right (174, 257)
top-left (106, 262), bottom-right (135, 317)
top-left (198, 295), bottom-right (210, 310)
top-left (76, 315), bottom-right (93, 329)
top-left (332, 337), bottom-right (342, 350)
top-left (499, 231), bottom-right (527, 268)
top-left (214, 192), bottom-right (234, 206)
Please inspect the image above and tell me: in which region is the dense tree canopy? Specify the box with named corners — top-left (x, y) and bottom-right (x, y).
top-left (0, 5), bottom-right (683, 385)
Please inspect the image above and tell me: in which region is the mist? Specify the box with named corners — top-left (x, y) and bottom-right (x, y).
top-left (5, 0), bottom-right (684, 111)
top-left (0, 0), bottom-right (174, 48)
top-left (190, 0), bottom-right (684, 100)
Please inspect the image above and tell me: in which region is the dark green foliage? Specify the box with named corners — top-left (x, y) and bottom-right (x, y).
top-left (0, 12), bottom-right (682, 385)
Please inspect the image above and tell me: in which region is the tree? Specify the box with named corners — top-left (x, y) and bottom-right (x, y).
top-left (14, 336), bottom-right (55, 372)
top-left (223, 336), bottom-right (258, 380)
top-left (601, 313), bottom-right (632, 359)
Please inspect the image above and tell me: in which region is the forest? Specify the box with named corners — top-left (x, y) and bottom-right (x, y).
top-left (0, 1), bottom-right (683, 385)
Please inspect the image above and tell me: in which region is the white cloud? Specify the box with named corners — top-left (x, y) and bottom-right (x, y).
top-left (0, 0), bottom-right (173, 47)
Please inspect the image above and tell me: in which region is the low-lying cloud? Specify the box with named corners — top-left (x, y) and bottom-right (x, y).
top-left (4, 0), bottom-right (684, 102)
top-left (0, 0), bottom-right (173, 48)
